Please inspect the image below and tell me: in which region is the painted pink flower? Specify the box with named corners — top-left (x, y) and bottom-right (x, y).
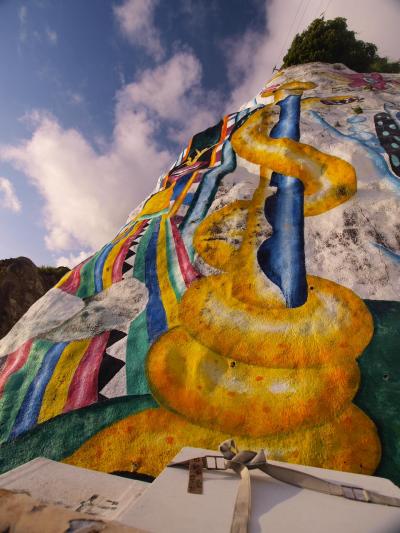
top-left (344, 72), bottom-right (388, 91)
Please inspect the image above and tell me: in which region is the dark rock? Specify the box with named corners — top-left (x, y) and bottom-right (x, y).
top-left (0, 257), bottom-right (69, 339)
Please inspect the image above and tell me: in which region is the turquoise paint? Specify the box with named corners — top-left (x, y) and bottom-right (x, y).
top-left (355, 300), bottom-right (400, 486)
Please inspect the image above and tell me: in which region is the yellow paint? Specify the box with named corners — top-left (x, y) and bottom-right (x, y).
top-left (179, 274), bottom-right (373, 367)
top-left (55, 270), bottom-right (73, 289)
top-left (102, 223), bottom-right (139, 289)
top-left (168, 171), bottom-right (199, 219)
top-left (193, 199), bottom-right (250, 270)
top-left (64, 78), bottom-right (381, 478)
top-left (260, 80), bottom-right (316, 102)
top-left (137, 187), bottom-right (174, 218)
top-left (185, 148), bottom-right (208, 167)
top-left (209, 116), bottom-right (227, 167)
top-left (64, 405), bottom-right (380, 477)
top-left (148, 326), bottom-right (360, 437)
top-left (38, 339), bottom-right (92, 423)
top-left (301, 95), bottom-right (356, 109)
top-left (145, 80), bottom-right (380, 476)
top-left (231, 106), bottom-right (356, 216)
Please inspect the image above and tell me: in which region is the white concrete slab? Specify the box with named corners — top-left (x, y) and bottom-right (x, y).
top-left (121, 447), bottom-right (400, 532)
top-left (0, 458), bottom-right (148, 521)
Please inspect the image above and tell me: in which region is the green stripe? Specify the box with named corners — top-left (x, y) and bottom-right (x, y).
top-left (355, 299), bottom-right (400, 487)
top-left (133, 219), bottom-right (155, 283)
top-left (165, 220), bottom-right (185, 300)
top-left (0, 339), bottom-right (54, 443)
top-left (126, 311), bottom-right (151, 395)
top-left (0, 394), bottom-right (158, 474)
top-left (76, 252), bottom-right (98, 298)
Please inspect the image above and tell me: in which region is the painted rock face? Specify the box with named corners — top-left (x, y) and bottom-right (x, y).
top-left (1, 62), bottom-right (399, 485)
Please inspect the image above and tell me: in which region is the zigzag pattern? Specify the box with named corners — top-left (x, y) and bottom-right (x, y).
top-left (122, 220), bottom-right (149, 278)
top-left (98, 329), bottom-right (127, 400)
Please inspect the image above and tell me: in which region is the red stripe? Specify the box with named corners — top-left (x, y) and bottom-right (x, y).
top-left (63, 332), bottom-right (110, 412)
top-left (59, 263), bottom-right (83, 294)
top-left (0, 339), bottom-right (33, 396)
top-left (60, 255), bottom-right (93, 294)
top-left (112, 220), bottom-right (147, 283)
top-left (170, 219), bottom-right (200, 286)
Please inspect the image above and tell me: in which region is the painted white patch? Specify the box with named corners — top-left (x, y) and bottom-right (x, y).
top-left (44, 277), bottom-right (148, 341)
top-left (0, 288), bottom-right (84, 357)
top-left (106, 336), bottom-right (128, 362)
top-left (100, 365), bottom-right (127, 399)
top-left (268, 380), bottom-right (294, 394)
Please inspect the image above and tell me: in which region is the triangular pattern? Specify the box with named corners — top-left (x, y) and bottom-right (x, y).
top-left (107, 329), bottom-right (126, 347)
top-left (122, 222), bottom-right (149, 279)
top-left (106, 334), bottom-right (128, 361)
top-left (98, 331), bottom-right (128, 399)
top-left (122, 262), bottom-right (133, 275)
top-left (98, 353), bottom-right (125, 392)
top-left (100, 365), bottom-right (127, 399)
top-left (124, 252), bottom-right (136, 267)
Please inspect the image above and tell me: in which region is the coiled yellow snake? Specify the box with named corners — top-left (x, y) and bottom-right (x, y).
top-left (146, 81), bottom-right (381, 475)
top-left (65, 82), bottom-right (381, 477)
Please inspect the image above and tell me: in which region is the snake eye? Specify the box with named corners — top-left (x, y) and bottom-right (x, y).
top-left (230, 361), bottom-right (236, 368)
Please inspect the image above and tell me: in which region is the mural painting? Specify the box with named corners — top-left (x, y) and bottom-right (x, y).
top-left (0, 62), bottom-right (399, 484)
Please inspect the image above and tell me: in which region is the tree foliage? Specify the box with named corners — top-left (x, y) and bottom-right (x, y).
top-left (283, 17), bottom-right (400, 73)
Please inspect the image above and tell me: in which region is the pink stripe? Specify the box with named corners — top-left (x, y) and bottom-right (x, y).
top-left (63, 332), bottom-right (110, 412)
top-left (60, 256), bottom-right (93, 294)
top-left (112, 221), bottom-right (148, 283)
top-left (170, 219), bottom-right (200, 286)
top-left (59, 264), bottom-right (83, 294)
top-left (0, 339), bottom-right (33, 396)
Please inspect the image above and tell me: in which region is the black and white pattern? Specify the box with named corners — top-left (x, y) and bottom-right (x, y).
top-left (98, 329), bottom-right (128, 400)
top-left (122, 220), bottom-right (149, 278)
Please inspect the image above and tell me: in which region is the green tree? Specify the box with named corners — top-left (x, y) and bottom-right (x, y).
top-left (283, 17), bottom-right (400, 73)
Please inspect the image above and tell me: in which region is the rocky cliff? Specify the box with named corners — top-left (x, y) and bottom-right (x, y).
top-left (0, 258), bottom-right (69, 339)
top-left (0, 62), bottom-right (399, 485)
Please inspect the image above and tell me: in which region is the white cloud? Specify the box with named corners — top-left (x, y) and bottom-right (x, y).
top-left (18, 6), bottom-right (58, 47)
top-left (18, 5), bottom-right (28, 44)
top-left (121, 51), bottom-right (219, 143)
top-left (0, 177), bottom-right (21, 213)
top-left (46, 28), bottom-right (58, 45)
top-left (55, 250), bottom-right (92, 268)
top-left (113, 0), bottom-right (163, 60)
top-left (0, 108), bottom-right (172, 252)
top-left (67, 91), bottom-right (84, 105)
top-left (225, 0), bottom-right (400, 112)
top-left (0, 51), bottom-right (217, 256)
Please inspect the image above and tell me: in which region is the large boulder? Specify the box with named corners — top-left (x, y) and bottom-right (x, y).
top-left (0, 63), bottom-right (399, 485)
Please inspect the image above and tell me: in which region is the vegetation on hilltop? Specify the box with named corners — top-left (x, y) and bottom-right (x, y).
top-left (283, 17), bottom-right (400, 73)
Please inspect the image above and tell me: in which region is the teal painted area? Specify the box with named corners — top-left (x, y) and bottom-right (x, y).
top-left (0, 394), bottom-right (158, 474)
top-left (126, 311), bottom-right (151, 395)
top-left (76, 251), bottom-right (99, 298)
top-left (0, 339), bottom-right (54, 444)
top-left (133, 219), bottom-right (155, 283)
top-left (355, 300), bottom-right (400, 486)
top-left (165, 219), bottom-right (185, 300)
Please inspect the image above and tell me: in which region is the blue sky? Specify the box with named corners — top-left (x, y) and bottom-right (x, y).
top-left (0, 0), bottom-right (399, 267)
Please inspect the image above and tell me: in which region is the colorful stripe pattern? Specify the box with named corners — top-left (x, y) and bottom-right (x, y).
top-left (55, 220), bottom-right (150, 299)
top-left (0, 110), bottom-right (245, 444)
top-left (0, 328), bottom-right (133, 443)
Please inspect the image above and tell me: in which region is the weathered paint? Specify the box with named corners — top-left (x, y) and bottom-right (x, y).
top-left (0, 62), bottom-right (399, 484)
